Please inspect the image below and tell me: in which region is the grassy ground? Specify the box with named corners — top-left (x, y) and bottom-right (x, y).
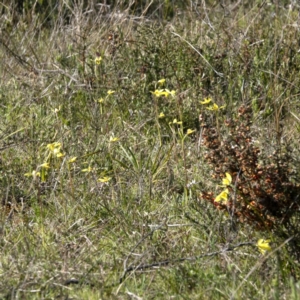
top-left (1, 1), bottom-right (300, 299)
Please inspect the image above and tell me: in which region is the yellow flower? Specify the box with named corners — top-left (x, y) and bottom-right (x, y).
top-left (107, 90), bottom-right (115, 95)
top-left (82, 166), bottom-right (94, 173)
top-left (206, 103), bottom-right (220, 111)
top-left (53, 148), bottom-right (61, 156)
top-left (40, 162), bottom-right (50, 169)
top-left (161, 91), bottom-right (169, 97)
top-left (68, 157), bottom-right (77, 163)
top-left (165, 89), bottom-right (176, 97)
top-left (200, 98), bottom-right (212, 105)
top-left (152, 89), bottom-right (163, 97)
top-left (25, 170), bottom-right (41, 178)
top-left (46, 142), bottom-right (64, 157)
top-left (206, 103), bottom-right (226, 111)
top-left (109, 136), bottom-right (120, 142)
top-left (187, 129), bottom-right (196, 135)
top-left (256, 239), bottom-right (272, 255)
top-left (32, 170), bottom-right (40, 178)
top-left (47, 142), bottom-right (61, 151)
top-left (95, 56), bottom-right (102, 65)
top-left (159, 112), bottom-right (165, 118)
top-left (222, 172), bottom-right (232, 186)
top-left (98, 98), bottom-right (104, 103)
top-left (52, 106), bottom-right (61, 113)
top-left (158, 79), bottom-right (166, 85)
top-left (170, 90), bottom-right (176, 97)
top-left (152, 89), bottom-right (174, 97)
top-left (215, 188), bottom-right (229, 204)
top-left (98, 176), bottom-right (111, 183)
top-left (172, 119), bottom-right (183, 125)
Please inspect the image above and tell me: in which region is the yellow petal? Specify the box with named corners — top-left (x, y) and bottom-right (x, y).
top-left (68, 157), bottom-right (77, 163)
top-left (215, 189), bottom-right (229, 203)
top-left (160, 90), bottom-right (169, 97)
top-left (109, 137), bottom-right (120, 142)
top-left (163, 89), bottom-right (176, 97)
top-left (98, 176), bottom-right (111, 183)
top-left (82, 166), bottom-right (93, 173)
top-left (256, 239), bottom-right (272, 254)
top-left (33, 171), bottom-right (41, 178)
top-left (206, 103), bottom-right (219, 111)
top-left (187, 129), bottom-right (196, 135)
top-left (200, 98), bottom-right (212, 105)
top-left (95, 56), bottom-right (102, 64)
top-left (47, 142), bottom-right (61, 152)
top-left (40, 162), bottom-right (50, 169)
top-left (151, 89), bottom-right (163, 97)
top-left (222, 172), bottom-right (232, 186)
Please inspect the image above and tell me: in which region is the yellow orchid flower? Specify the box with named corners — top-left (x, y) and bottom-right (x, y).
top-left (206, 103), bottom-right (220, 111)
top-left (169, 90), bottom-right (176, 97)
top-left (25, 170), bottom-right (41, 178)
top-left (152, 89), bottom-right (175, 97)
top-left (187, 129), bottom-right (196, 135)
top-left (172, 119), bottom-right (183, 125)
top-left (222, 172), bottom-right (232, 186)
top-left (47, 142), bottom-right (61, 151)
top-left (52, 106), bottom-right (61, 113)
top-left (158, 112), bottom-right (165, 118)
top-left (95, 56), bottom-right (102, 65)
top-left (107, 90), bottom-right (115, 95)
top-left (40, 162), bottom-right (50, 169)
top-left (206, 103), bottom-right (226, 111)
top-left (68, 157), bottom-right (77, 163)
top-left (256, 239), bottom-right (272, 255)
top-left (82, 166), bottom-right (94, 173)
top-left (151, 89), bottom-right (164, 97)
top-left (200, 98), bottom-right (212, 105)
top-left (165, 89), bottom-right (176, 97)
top-left (46, 142), bottom-right (64, 157)
top-left (98, 176), bottom-right (112, 183)
top-left (215, 188), bottom-right (229, 204)
top-left (160, 91), bottom-right (169, 97)
top-left (109, 136), bottom-right (120, 142)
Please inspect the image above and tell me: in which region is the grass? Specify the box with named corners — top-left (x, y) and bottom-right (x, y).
top-left (1, 1), bottom-right (300, 299)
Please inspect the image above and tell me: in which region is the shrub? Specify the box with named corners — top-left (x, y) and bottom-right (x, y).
top-left (200, 104), bottom-right (300, 256)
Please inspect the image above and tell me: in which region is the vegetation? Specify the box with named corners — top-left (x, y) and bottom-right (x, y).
top-left (1, 0), bottom-right (300, 299)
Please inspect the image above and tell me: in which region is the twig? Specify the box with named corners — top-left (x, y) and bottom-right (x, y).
top-left (119, 241), bottom-right (253, 284)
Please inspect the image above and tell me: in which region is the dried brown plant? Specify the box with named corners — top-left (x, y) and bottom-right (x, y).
top-left (200, 105), bottom-right (300, 232)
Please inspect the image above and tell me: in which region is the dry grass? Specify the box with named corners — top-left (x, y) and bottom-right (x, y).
top-left (0, 1), bottom-right (300, 299)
